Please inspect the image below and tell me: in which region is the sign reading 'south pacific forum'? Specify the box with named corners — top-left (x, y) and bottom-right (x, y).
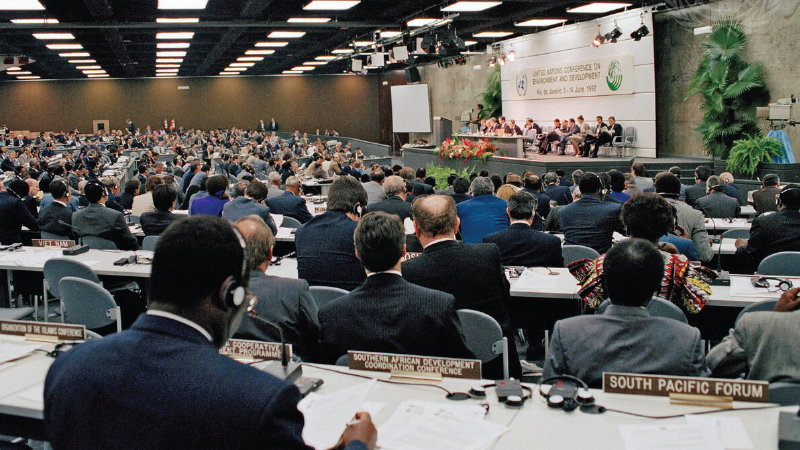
top-left (511, 54), bottom-right (634, 100)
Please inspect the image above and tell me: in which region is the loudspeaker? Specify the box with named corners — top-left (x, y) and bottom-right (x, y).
top-left (351, 59), bottom-right (363, 72)
top-left (392, 46), bottom-right (408, 61)
top-left (405, 67), bottom-right (421, 83)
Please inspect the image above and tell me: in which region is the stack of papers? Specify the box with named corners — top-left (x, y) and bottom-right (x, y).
top-left (0, 341), bottom-right (42, 365)
top-left (619, 417), bottom-right (753, 450)
top-left (298, 380), bottom-right (376, 450)
top-left (729, 276), bottom-right (787, 298)
top-left (0, 250), bottom-right (61, 267)
top-left (512, 268), bottom-right (559, 291)
top-left (378, 400), bottom-right (508, 450)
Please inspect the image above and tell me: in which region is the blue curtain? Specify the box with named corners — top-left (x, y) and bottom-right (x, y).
top-left (768, 129), bottom-right (796, 164)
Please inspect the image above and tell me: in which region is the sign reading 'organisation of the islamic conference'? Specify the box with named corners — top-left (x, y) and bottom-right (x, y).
top-left (512, 54), bottom-right (634, 100)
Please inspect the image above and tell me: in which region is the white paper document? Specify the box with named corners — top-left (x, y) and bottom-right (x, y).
top-left (512, 268), bottom-right (559, 291)
top-left (619, 424), bottom-right (725, 450)
top-left (297, 380), bottom-right (375, 450)
top-left (276, 228), bottom-right (294, 239)
top-left (729, 276), bottom-right (787, 298)
top-left (272, 214), bottom-right (284, 228)
top-left (685, 416), bottom-right (754, 450)
top-left (378, 400), bottom-right (508, 450)
top-left (0, 342), bottom-right (42, 365)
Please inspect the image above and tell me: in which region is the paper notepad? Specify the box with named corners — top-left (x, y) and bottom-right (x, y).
top-left (0, 342), bottom-right (42, 365)
top-left (619, 424), bottom-right (724, 450)
top-left (729, 276), bottom-right (787, 298)
top-left (297, 380), bottom-right (375, 450)
top-left (512, 268), bottom-right (559, 291)
top-left (685, 416), bottom-right (754, 450)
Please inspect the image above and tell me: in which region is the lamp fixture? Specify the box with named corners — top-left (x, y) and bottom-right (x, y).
top-left (603, 21), bottom-right (622, 43)
top-left (591, 24), bottom-right (604, 47)
top-left (630, 13), bottom-right (649, 41)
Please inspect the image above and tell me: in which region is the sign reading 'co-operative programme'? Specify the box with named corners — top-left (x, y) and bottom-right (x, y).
top-left (511, 54), bottom-right (634, 100)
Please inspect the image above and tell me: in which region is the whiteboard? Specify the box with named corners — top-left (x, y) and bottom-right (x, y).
top-left (390, 84), bottom-right (431, 133)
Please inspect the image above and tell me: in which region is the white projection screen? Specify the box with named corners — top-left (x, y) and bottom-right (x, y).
top-left (390, 84), bottom-right (432, 133)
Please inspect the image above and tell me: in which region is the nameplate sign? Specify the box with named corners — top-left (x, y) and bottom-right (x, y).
top-left (403, 252), bottom-right (421, 261)
top-left (314, 206), bottom-right (326, 214)
top-left (32, 239), bottom-right (75, 249)
top-left (602, 373), bottom-right (769, 403)
top-left (0, 319), bottom-right (86, 341)
top-left (348, 351), bottom-right (482, 380)
top-left (220, 338), bottom-right (292, 361)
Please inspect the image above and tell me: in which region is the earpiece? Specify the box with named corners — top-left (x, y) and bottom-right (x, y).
top-left (353, 202), bottom-right (363, 217)
top-left (538, 375), bottom-right (594, 413)
top-left (777, 186), bottom-right (800, 208)
top-left (221, 227), bottom-right (249, 309)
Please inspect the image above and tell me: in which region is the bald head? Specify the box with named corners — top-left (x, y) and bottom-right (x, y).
top-left (234, 215), bottom-right (274, 271)
top-left (412, 195), bottom-right (458, 238)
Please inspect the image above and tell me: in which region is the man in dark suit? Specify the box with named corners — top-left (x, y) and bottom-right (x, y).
top-left (521, 175), bottom-right (550, 229)
top-left (750, 173), bottom-right (781, 216)
top-left (0, 179), bottom-right (38, 244)
top-left (449, 177), bottom-right (472, 204)
top-left (402, 195), bottom-right (521, 378)
top-left (268, 117), bottom-right (279, 132)
top-left (590, 116), bottom-right (622, 158)
top-left (543, 172), bottom-right (572, 206)
top-left (558, 173), bottom-right (625, 254)
top-left (366, 175), bottom-right (412, 221)
top-left (140, 184), bottom-right (180, 236)
top-left (72, 182), bottom-right (139, 250)
top-left (1, 149), bottom-right (17, 173)
top-left (319, 212), bottom-right (474, 364)
top-left (44, 216), bottom-right (376, 450)
top-left (684, 165), bottom-right (712, 208)
top-left (266, 176), bottom-right (313, 224)
top-left (233, 215), bottom-right (320, 360)
top-left (37, 180), bottom-right (76, 238)
top-left (100, 176), bottom-right (125, 213)
top-left (296, 177), bottom-right (367, 291)
top-left (411, 167), bottom-right (434, 196)
top-left (456, 177), bottom-right (509, 244)
top-left (542, 238), bottom-right (708, 387)
top-left (720, 172), bottom-right (746, 205)
top-left (125, 118), bottom-right (136, 134)
top-left (120, 179), bottom-right (140, 210)
top-left (734, 185), bottom-right (800, 273)
top-left (483, 192), bottom-right (563, 267)
top-left (221, 180), bottom-right (277, 234)
top-left (694, 176), bottom-right (740, 218)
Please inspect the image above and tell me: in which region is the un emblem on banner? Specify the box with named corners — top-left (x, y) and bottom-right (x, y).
top-left (516, 73), bottom-right (527, 97)
top-left (606, 60), bottom-right (623, 91)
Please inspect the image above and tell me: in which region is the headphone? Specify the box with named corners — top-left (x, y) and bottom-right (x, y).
top-left (777, 186), bottom-right (800, 208)
top-left (582, 172), bottom-right (605, 196)
top-left (752, 277), bottom-right (793, 292)
top-left (220, 227), bottom-right (249, 309)
top-left (708, 183), bottom-right (724, 194)
top-left (352, 202), bottom-right (363, 218)
top-left (538, 375), bottom-right (599, 412)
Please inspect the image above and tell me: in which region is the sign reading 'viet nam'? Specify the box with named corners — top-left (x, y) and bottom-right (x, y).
top-left (348, 350), bottom-right (482, 380)
top-left (511, 54), bottom-right (634, 100)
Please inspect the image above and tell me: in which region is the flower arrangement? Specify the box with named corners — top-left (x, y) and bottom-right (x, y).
top-left (437, 136), bottom-right (495, 163)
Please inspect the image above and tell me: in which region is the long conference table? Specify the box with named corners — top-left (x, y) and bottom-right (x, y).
top-left (0, 338), bottom-right (793, 448)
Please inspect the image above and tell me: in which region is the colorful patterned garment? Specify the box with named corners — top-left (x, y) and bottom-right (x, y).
top-left (568, 251), bottom-right (717, 313)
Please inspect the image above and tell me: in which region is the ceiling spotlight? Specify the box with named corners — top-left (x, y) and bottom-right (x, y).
top-left (420, 34), bottom-right (437, 54)
top-left (487, 55), bottom-right (496, 67)
top-left (604, 21), bottom-right (622, 43)
top-left (591, 24), bottom-right (604, 47)
top-left (506, 48), bottom-right (515, 61)
top-left (498, 54), bottom-right (506, 65)
top-left (630, 15), bottom-right (649, 41)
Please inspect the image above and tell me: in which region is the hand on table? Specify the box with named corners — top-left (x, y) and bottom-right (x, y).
top-left (338, 412), bottom-right (377, 450)
top-left (734, 238), bottom-right (748, 249)
top-left (774, 287), bottom-right (800, 312)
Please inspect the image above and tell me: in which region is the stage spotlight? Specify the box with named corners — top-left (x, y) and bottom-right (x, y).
top-left (630, 24), bottom-right (649, 41)
top-left (592, 32), bottom-right (605, 47)
top-left (498, 54), bottom-right (506, 65)
top-left (487, 55), bottom-right (496, 67)
top-left (604, 25), bottom-right (622, 43)
top-left (506, 49), bottom-right (515, 61)
top-left (420, 34), bottom-right (437, 54)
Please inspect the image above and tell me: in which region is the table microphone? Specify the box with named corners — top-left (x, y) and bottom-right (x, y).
top-left (245, 302), bottom-right (301, 382)
top-left (57, 221), bottom-right (90, 255)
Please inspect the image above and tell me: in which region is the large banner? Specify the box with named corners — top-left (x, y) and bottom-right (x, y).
top-left (511, 54), bottom-right (634, 100)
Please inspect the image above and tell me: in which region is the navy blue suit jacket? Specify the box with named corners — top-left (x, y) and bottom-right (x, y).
top-left (318, 273), bottom-right (475, 363)
top-left (295, 211), bottom-right (365, 291)
top-left (44, 314), bottom-right (344, 450)
top-left (544, 184), bottom-right (573, 206)
top-left (365, 195), bottom-right (412, 222)
top-left (558, 196), bottom-right (624, 254)
top-left (483, 223), bottom-right (564, 267)
top-left (450, 193), bottom-right (472, 204)
top-left (456, 195), bottom-right (510, 244)
top-left (0, 191), bottom-right (37, 244)
top-left (266, 191), bottom-right (313, 224)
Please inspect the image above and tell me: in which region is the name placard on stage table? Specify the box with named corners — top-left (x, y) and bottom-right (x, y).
top-left (220, 338), bottom-right (292, 361)
top-left (0, 319), bottom-right (86, 341)
top-left (31, 239), bottom-right (75, 249)
top-left (603, 372), bottom-right (769, 403)
top-left (347, 350), bottom-right (482, 380)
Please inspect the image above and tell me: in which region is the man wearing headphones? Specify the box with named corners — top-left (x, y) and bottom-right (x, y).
top-left (44, 216), bottom-right (377, 450)
top-left (0, 179), bottom-right (38, 244)
top-left (558, 173), bottom-right (625, 254)
top-left (694, 175), bottom-right (740, 219)
top-left (295, 176), bottom-right (368, 291)
top-left (734, 185), bottom-right (800, 274)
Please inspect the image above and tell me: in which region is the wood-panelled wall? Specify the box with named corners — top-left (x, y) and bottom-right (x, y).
top-left (0, 74), bottom-right (382, 142)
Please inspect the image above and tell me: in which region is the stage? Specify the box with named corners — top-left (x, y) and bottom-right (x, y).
top-left (402, 146), bottom-right (636, 178)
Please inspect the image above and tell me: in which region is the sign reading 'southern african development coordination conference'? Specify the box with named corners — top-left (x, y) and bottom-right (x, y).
top-left (511, 54), bottom-right (634, 100)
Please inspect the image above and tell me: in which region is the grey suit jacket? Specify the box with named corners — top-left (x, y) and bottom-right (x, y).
top-left (543, 305), bottom-right (708, 387)
top-left (707, 310), bottom-right (800, 382)
top-left (72, 203), bottom-right (138, 250)
top-left (694, 192), bottom-right (741, 219)
top-left (362, 181), bottom-right (385, 205)
top-left (667, 198), bottom-right (713, 262)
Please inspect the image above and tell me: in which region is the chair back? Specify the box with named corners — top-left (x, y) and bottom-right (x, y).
top-left (624, 127), bottom-right (636, 144)
top-left (43, 258), bottom-right (100, 297)
top-left (129, 151), bottom-right (140, 160)
top-left (545, 126), bottom-right (553, 133)
top-left (129, 215), bottom-right (141, 224)
top-left (525, 128), bottom-right (537, 139)
top-left (757, 251), bottom-right (800, 276)
top-left (561, 245), bottom-right (600, 267)
top-left (281, 216), bottom-right (303, 229)
top-left (596, 298), bottom-right (687, 323)
top-left (142, 235), bottom-right (159, 251)
top-left (58, 277), bottom-right (121, 333)
top-left (456, 309), bottom-right (508, 379)
top-left (335, 354), bottom-right (349, 367)
top-left (41, 231), bottom-right (71, 240)
top-left (721, 229), bottom-right (750, 240)
top-left (735, 299), bottom-right (778, 326)
top-left (769, 381), bottom-right (800, 405)
top-left (309, 286), bottom-right (348, 309)
top-left (82, 235), bottom-right (118, 250)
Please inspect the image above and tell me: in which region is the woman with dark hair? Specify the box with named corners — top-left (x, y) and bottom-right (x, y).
top-left (569, 193), bottom-right (715, 314)
top-left (188, 175), bottom-right (229, 217)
